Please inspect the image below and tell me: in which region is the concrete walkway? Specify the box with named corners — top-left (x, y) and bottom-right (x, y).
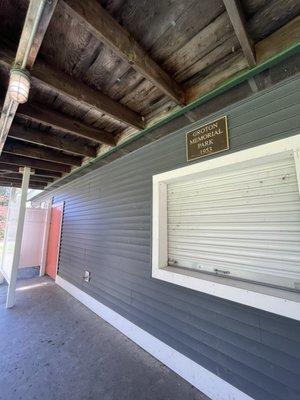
top-left (0, 273), bottom-right (209, 400)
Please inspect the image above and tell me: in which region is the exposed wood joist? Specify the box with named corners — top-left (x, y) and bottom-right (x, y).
top-left (0, 54), bottom-right (116, 145)
top-left (186, 53), bottom-right (248, 102)
top-left (8, 123), bottom-right (97, 157)
top-left (186, 16), bottom-right (300, 103)
top-left (0, 0), bottom-right (58, 153)
top-left (223, 0), bottom-right (256, 67)
top-left (0, 46), bottom-right (144, 130)
top-left (0, 162), bottom-right (62, 177)
top-left (63, 0), bottom-right (185, 105)
top-left (0, 173), bottom-right (54, 183)
top-left (4, 139), bottom-right (82, 166)
top-left (16, 101), bottom-right (116, 146)
top-left (0, 177), bottom-right (45, 189)
top-left (33, 60), bottom-right (145, 129)
top-left (0, 153), bottom-right (71, 173)
top-left (255, 16), bottom-right (300, 63)
top-left (0, 92), bottom-right (114, 147)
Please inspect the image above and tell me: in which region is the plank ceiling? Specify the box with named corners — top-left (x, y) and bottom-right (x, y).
top-left (0, 0), bottom-right (299, 189)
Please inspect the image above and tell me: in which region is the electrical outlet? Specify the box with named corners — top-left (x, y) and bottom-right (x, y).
top-left (83, 270), bottom-right (90, 282)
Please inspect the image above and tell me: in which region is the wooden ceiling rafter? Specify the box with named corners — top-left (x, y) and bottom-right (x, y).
top-left (62, 0), bottom-right (185, 105)
top-left (0, 153), bottom-right (71, 173)
top-left (223, 0), bottom-right (256, 67)
top-left (0, 162), bottom-right (62, 178)
top-left (0, 55), bottom-right (117, 147)
top-left (0, 177), bottom-right (46, 189)
top-left (0, 173), bottom-right (54, 183)
top-left (4, 139), bottom-right (82, 166)
top-left (8, 123), bottom-right (97, 158)
top-left (0, 45), bottom-right (145, 130)
top-left (15, 101), bottom-right (116, 146)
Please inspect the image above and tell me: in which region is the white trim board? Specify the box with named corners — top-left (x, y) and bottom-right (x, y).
top-left (56, 275), bottom-right (254, 400)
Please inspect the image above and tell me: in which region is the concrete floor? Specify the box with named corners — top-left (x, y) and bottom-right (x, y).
top-left (0, 272), bottom-right (209, 400)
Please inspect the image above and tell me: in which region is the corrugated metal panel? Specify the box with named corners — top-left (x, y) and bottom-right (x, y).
top-left (51, 75), bottom-right (300, 400)
top-left (168, 151), bottom-right (300, 289)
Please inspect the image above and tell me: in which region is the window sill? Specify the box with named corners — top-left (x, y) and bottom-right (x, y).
top-left (152, 266), bottom-right (300, 321)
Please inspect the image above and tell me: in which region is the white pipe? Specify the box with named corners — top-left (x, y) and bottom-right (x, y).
top-left (0, 99), bottom-right (14, 140)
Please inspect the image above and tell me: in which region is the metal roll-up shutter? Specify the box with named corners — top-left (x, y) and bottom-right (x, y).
top-left (167, 150), bottom-right (300, 290)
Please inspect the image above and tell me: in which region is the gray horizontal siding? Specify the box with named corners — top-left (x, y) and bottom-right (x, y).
top-left (54, 75), bottom-right (300, 400)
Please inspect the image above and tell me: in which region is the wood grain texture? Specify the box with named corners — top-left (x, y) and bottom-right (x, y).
top-left (1, 172), bottom-right (54, 182)
top-left (223, 0), bottom-right (256, 66)
top-left (0, 178), bottom-right (45, 189)
top-left (248, 0), bottom-right (300, 41)
top-left (163, 13), bottom-right (233, 76)
top-left (0, 153), bottom-right (71, 173)
top-left (0, 45), bottom-right (143, 130)
top-left (31, 58), bottom-right (145, 129)
top-left (8, 123), bottom-right (97, 157)
top-left (62, 0), bottom-right (185, 104)
top-left (4, 139), bottom-right (82, 166)
top-left (174, 35), bottom-right (239, 83)
top-left (255, 16), bottom-right (300, 63)
top-left (0, 162), bottom-right (62, 177)
top-left (150, 0), bottom-right (225, 64)
top-left (186, 52), bottom-right (248, 102)
top-left (16, 101), bottom-right (116, 145)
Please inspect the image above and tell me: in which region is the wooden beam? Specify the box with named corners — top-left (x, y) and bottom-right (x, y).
top-left (255, 16), bottom-right (300, 63)
top-left (63, 0), bottom-right (185, 104)
top-left (0, 153), bottom-right (71, 173)
top-left (0, 43), bottom-right (119, 146)
top-left (4, 139), bottom-right (82, 166)
top-left (0, 46), bottom-right (144, 130)
top-left (0, 162), bottom-right (62, 177)
top-left (186, 53), bottom-right (248, 102)
top-left (0, 177), bottom-right (45, 189)
top-left (17, 101), bottom-right (116, 145)
top-left (0, 173), bottom-right (54, 183)
top-left (33, 169), bottom-right (62, 178)
top-left (8, 123), bottom-right (97, 157)
top-left (223, 0), bottom-right (256, 67)
top-left (33, 61), bottom-right (145, 129)
top-left (0, 0), bottom-right (58, 153)
top-left (187, 15), bottom-right (300, 103)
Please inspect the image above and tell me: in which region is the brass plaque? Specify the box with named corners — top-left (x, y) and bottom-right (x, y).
top-left (186, 116), bottom-right (229, 162)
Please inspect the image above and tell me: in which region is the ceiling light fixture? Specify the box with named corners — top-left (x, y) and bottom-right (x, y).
top-left (8, 68), bottom-right (31, 104)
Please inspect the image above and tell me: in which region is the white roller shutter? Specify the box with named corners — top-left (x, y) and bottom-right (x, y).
top-left (167, 150), bottom-right (300, 290)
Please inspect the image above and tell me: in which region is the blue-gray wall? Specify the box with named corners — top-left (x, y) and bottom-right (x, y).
top-left (53, 75), bottom-right (300, 400)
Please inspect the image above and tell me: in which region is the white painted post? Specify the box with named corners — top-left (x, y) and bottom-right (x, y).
top-left (0, 187), bottom-right (13, 284)
top-left (6, 167), bottom-right (30, 308)
top-left (39, 202), bottom-right (52, 276)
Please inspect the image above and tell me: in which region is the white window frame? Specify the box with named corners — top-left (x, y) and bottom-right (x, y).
top-left (152, 134), bottom-right (300, 321)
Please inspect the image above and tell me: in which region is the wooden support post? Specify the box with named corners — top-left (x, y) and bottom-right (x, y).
top-left (6, 166), bottom-right (30, 308)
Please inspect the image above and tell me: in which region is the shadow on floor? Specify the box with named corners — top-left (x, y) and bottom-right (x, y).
top-left (0, 275), bottom-right (209, 400)
top-left (17, 266), bottom-right (40, 280)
